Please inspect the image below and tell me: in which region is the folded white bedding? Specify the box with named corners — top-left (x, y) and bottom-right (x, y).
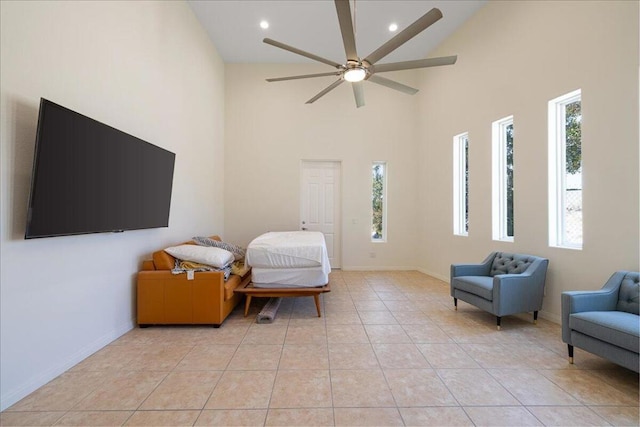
top-left (246, 231), bottom-right (329, 269)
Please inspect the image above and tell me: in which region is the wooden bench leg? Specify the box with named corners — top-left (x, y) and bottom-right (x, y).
top-left (244, 295), bottom-right (252, 317)
top-left (313, 294), bottom-right (321, 317)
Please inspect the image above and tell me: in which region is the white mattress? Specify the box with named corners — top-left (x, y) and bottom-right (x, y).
top-left (247, 231), bottom-right (331, 288)
top-left (246, 231), bottom-right (330, 269)
top-left (251, 266), bottom-right (328, 288)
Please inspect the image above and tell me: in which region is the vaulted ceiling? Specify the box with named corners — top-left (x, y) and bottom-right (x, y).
top-left (188, 1), bottom-right (487, 64)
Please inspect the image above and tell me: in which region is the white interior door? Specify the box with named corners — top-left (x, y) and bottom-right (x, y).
top-left (301, 161), bottom-right (341, 268)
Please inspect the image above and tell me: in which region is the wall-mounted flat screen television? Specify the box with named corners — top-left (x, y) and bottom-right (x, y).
top-left (25, 98), bottom-right (176, 239)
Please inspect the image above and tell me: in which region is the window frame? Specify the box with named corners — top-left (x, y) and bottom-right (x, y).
top-left (453, 132), bottom-right (469, 236)
top-left (371, 161), bottom-right (387, 243)
top-left (491, 115), bottom-right (514, 242)
top-left (548, 89), bottom-right (582, 250)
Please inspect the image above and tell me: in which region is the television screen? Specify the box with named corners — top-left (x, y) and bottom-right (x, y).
top-left (25, 98), bottom-right (176, 239)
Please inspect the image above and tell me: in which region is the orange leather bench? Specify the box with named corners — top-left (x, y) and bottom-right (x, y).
top-left (137, 236), bottom-right (251, 328)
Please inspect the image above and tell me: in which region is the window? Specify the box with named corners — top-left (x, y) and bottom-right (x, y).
top-left (549, 89), bottom-right (582, 249)
top-left (453, 132), bottom-right (469, 236)
top-left (492, 116), bottom-right (514, 241)
top-left (372, 162), bottom-right (387, 242)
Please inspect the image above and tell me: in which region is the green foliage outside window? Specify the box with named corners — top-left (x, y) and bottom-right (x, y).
top-left (565, 101), bottom-right (582, 175)
top-left (506, 124), bottom-right (514, 237)
top-left (464, 137), bottom-right (469, 233)
top-left (372, 164), bottom-right (384, 239)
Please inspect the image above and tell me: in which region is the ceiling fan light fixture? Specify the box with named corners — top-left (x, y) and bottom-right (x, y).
top-left (344, 66), bottom-right (366, 82)
top-left (263, 2), bottom-right (455, 107)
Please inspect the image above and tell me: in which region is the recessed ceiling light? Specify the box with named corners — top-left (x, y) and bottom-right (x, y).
top-left (260, 20), bottom-right (269, 29)
top-left (388, 23), bottom-right (398, 32)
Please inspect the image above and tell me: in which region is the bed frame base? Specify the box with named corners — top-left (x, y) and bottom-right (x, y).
top-left (234, 282), bottom-right (331, 317)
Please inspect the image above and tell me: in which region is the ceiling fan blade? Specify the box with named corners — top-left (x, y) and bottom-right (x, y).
top-left (368, 75), bottom-right (418, 95)
top-left (352, 81), bottom-right (365, 108)
top-left (335, 0), bottom-right (358, 60)
top-left (266, 71), bottom-right (342, 82)
top-left (364, 8), bottom-right (443, 65)
top-left (306, 79), bottom-right (345, 104)
top-left (263, 38), bottom-right (342, 68)
top-left (373, 56), bottom-right (457, 73)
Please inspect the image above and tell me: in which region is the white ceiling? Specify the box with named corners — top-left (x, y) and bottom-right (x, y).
top-left (188, 0), bottom-right (487, 65)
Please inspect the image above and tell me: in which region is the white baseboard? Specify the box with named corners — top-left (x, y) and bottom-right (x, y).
top-left (538, 310), bottom-right (561, 325)
top-left (0, 319), bottom-right (135, 411)
top-left (338, 266), bottom-right (450, 282)
top-left (340, 265), bottom-right (419, 271)
top-left (415, 267), bottom-right (449, 283)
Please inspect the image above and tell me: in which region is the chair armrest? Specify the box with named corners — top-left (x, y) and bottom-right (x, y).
top-left (560, 271), bottom-right (624, 344)
top-left (451, 252), bottom-right (495, 278)
top-left (493, 272), bottom-right (545, 316)
top-left (141, 260), bottom-right (155, 271)
top-left (561, 289), bottom-right (618, 344)
top-left (562, 290), bottom-right (619, 314)
top-left (562, 272), bottom-right (624, 314)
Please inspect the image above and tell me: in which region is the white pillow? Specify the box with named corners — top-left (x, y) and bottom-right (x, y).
top-left (164, 244), bottom-right (234, 268)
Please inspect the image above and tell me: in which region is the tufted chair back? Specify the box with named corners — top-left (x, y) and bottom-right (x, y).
top-left (616, 272), bottom-right (640, 315)
top-left (489, 252), bottom-right (534, 276)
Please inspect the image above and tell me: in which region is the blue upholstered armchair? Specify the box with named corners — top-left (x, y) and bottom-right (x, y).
top-left (562, 271), bottom-right (639, 372)
top-left (450, 252), bottom-right (549, 330)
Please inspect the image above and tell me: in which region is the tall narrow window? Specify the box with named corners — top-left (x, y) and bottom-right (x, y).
top-left (492, 116), bottom-right (514, 241)
top-left (372, 162), bottom-right (387, 242)
top-left (549, 89), bottom-right (582, 249)
top-left (453, 133), bottom-right (469, 236)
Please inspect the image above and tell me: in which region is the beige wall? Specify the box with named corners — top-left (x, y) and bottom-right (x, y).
top-left (1, 0), bottom-right (637, 410)
top-left (0, 1), bottom-right (225, 409)
top-left (416, 0), bottom-right (639, 321)
top-left (224, 64), bottom-right (420, 269)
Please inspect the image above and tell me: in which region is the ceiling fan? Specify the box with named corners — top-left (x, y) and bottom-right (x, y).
top-left (264, 0), bottom-right (458, 108)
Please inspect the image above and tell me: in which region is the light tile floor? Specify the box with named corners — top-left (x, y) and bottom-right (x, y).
top-left (2, 271), bottom-right (639, 426)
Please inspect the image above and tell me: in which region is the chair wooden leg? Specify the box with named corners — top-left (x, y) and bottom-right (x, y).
top-left (568, 344), bottom-right (574, 364)
top-left (496, 316), bottom-right (501, 331)
top-left (533, 311), bottom-right (538, 325)
top-left (454, 298), bottom-right (457, 311)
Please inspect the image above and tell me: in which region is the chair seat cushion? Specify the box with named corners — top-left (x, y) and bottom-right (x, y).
top-left (452, 276), bottom-right (494, 301)
top-left (570, 311), bottom-right (640, 353)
